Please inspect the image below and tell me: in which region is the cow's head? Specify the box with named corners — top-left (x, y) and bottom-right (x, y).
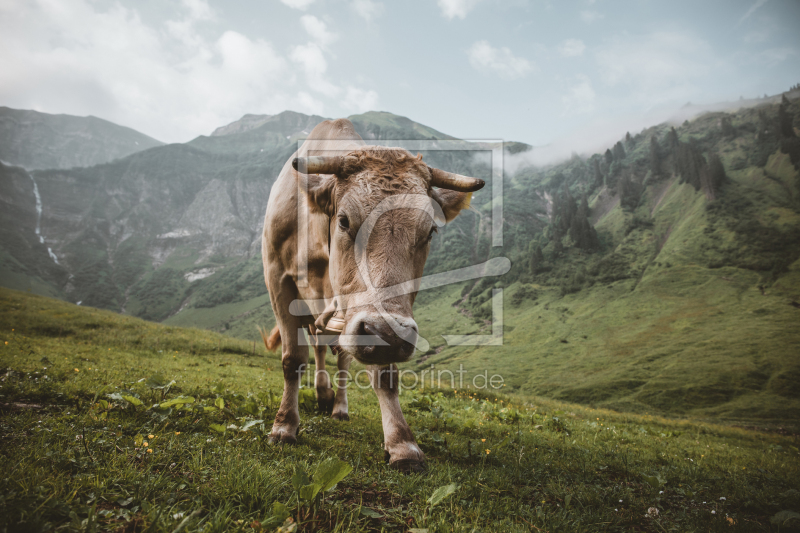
top-left (293, 147), bottom-right (484, 365)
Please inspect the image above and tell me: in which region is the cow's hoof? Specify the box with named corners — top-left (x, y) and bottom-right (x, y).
top-left (317, 396), bottom-right (335, 415)
top-left (389, 459), bottom-right (426, 474)
top-left (331, 412), bottom-right (349, 421)
top-left (268, 429), bottom-right (298, 445)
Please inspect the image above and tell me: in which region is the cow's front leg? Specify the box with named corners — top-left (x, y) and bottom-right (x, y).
top-left (370, 364), bottom-right (425, 473)
top-left (313, 341), bottom-right (335, 414)
top-left (269, 325), bottom-right (308, 444)
top-left (331, 347), bottom-right (351, 420)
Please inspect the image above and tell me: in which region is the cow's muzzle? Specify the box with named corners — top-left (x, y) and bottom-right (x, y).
top-left (343, 312), bottom-right (418, 364)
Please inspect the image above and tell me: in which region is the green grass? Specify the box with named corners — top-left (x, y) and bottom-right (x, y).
top-left (2, 288), bottom-right (800, 532)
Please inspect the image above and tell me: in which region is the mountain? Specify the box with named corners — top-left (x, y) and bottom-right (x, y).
top-left (0, 106), bottom-right (163, 170)
top-left (1, 100), bottom-right (799, 425)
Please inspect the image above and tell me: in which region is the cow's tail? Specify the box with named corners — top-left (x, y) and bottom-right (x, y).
top-left (258, 325), bottom-right (281, 352)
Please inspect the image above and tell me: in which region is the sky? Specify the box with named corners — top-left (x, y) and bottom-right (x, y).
top-left (1, 0), bottom-right (798, 153)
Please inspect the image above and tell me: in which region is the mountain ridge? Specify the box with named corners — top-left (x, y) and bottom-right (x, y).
top-left (0, 106), bottom-right (164, 170)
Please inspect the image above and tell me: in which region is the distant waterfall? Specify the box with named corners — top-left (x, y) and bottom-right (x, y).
top-left (29, 175), bottom-right (59, 264)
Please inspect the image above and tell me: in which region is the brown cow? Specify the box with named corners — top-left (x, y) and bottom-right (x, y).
top-left (261, 118), bottom-right (483, 472)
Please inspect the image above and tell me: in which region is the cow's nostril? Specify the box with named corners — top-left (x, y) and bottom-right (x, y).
top-left (362, 321), bottom-right (379, 338)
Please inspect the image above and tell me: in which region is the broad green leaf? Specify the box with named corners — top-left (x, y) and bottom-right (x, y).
top-left (159, 396), bottom-right (195, 409)
top-left (271, 502), bottom-right (290, 523)
top-left (106, 392), bottom-right (124, 401)
top-left (564, 494), bottom-right (572, 508)
top-left (134, 435), bottom-right (143, 447)
top-left (314, 458), bottom-right (353, 492)
top-left (428, 483), bottom-right (459, 507)
top-left (209, 423), bottom-right (226, 434)
top-left (291, 468), bottom-right (310, 491)
top-left (215, 397), bottom-right (225, 410)
top-left (298, 483), bottom-right (321, 502)
top-left (146, 374), bottom-right (174, 390)
top-left (122, 395), bottom-right (142, 407)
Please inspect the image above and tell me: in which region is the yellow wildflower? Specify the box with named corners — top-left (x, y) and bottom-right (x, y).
top-left (147, 449), bottom-right (153, 453)
top-left (485, 449), bottom-right (490, 454)
top-left (175, 432), bottom-right (181, 435)
top-left (143, 442), bottom-right (149, 447)
top-left (148, 434), bottom-right (154, 439)
top-left (74, 368), bottom-right (79, 372)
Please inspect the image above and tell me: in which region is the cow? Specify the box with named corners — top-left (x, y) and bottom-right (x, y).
top-left (261, 118), bottom-right (484, 472)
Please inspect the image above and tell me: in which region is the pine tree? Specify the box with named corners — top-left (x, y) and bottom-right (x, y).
top-left (625, 132), bottom-right (633, 148)
top-left (707, 153), bottom-right (727, 191)
top-left (619, 172), bottom-right (642, 209)
top-left (569, 193), bottom-right (599, 251)
top-left (667, 127), bottom-right (679, 151)
top-left (779, 95), bottom-right (796, 139)
top-left (613, 141), bottom-right (626, 161)
top-left (529, 245), bottom-right (545, 274)
top-left (592, 158), bottom-right (604, 190)
top-left (649, 135), bottom-right (662, 178)
top-left (552, 228), bottom-right (564, 257)
top-left (604, 149), bottom-right (614, 166)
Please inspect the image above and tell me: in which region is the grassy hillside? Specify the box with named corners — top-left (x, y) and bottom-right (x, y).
top-left (2, 287), bottom-right (800, 532)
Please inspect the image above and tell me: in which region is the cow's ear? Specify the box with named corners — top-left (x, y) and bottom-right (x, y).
top-left (296, 172), bottom-right (337, 216)
top-left (432, 189), bottom-right (473, 223)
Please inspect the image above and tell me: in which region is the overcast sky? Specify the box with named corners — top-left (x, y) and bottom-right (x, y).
top-left (1, 0), bottom-right (798, 149)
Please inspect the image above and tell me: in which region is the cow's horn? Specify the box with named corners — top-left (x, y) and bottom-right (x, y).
top-left (428, 166), bottom-right (485, 192)
top-left (292, 156), bottom-right (345, 175)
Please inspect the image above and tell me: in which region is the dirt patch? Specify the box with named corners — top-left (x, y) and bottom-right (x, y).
top-left (650, 177), bottom-right (675, 217)
top-left (590, 187), bottom-right (620, 225)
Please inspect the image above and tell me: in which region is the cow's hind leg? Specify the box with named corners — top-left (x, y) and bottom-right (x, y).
top-left (331, 346), bottom-right (351, 421)
top-left (371, 364), bottom-right (425, 473)
top-left (313, 341), bottom-right (335, 414)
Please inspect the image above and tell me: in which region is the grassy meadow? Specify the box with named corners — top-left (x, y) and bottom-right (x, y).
top-left (2, 288), bottom-right (800, 532)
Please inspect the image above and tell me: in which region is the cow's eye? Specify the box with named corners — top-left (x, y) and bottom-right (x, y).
top-left (427, 226), bottom-right (438, 240)
top-left (338, 215), bottom-right (350, 232)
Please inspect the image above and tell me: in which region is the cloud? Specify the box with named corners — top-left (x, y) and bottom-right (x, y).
top-left (737, 0), bottom-right (769, 26)
top-left (351, 0), bottom-right (383, 21)
top-left (438, 0), bottom-right (482, 20)
top-left (300, 15), bottom-right (337, 47)
top-left (561, 75), bottom-right (595, 114)
top-left (342, 86), bottom-right (379, 112)
top-left (0, 0), bottom-right (380, 142)
top-left (559, 39), bottom-right (585, 57)
top-left (468, 40), bottom-right (532, 80)
top-left (594, 31), bottom-right (719, 106)
top-left (181, 0), bottom-right (214, 20)
top-left (279, 0), bottom-right (316, 10)
top-left (290, 42), bottom-right (341, 97)
top-left (580, 10), bottom-right (603, 23)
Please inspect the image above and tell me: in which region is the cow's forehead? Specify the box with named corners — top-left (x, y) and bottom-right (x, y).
top-left (338, 170), bottom-right (429, 211)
